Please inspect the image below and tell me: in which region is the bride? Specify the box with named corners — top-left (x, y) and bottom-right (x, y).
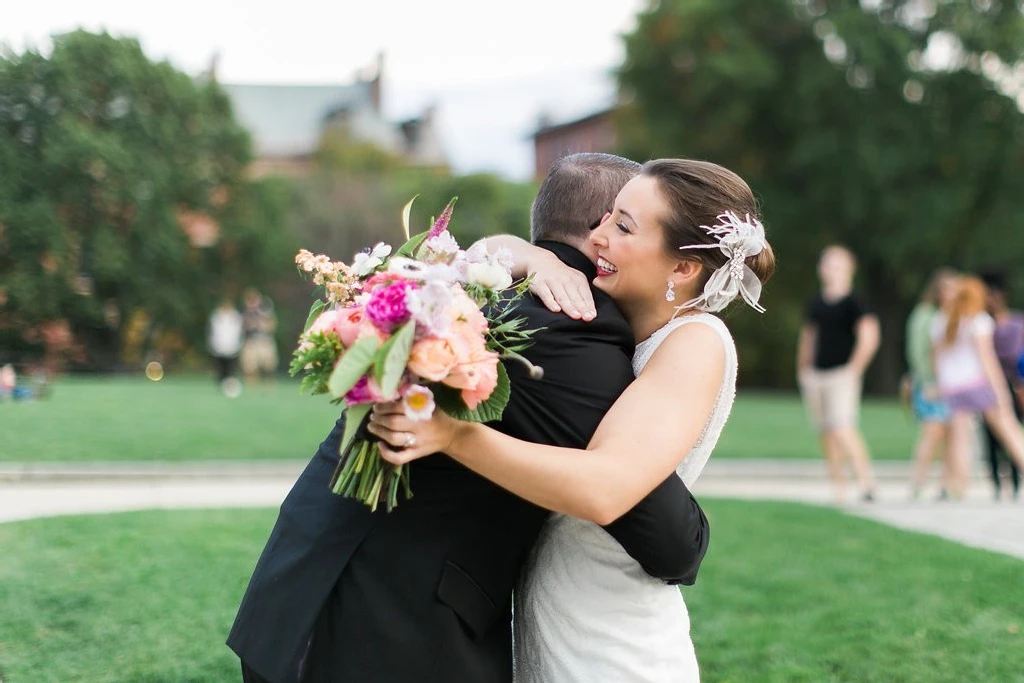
top-left (369, 158), bottom-right (775, 682)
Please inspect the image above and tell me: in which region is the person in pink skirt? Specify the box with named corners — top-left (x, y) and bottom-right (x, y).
top-left (931, 275), bottom-right (1024, 498)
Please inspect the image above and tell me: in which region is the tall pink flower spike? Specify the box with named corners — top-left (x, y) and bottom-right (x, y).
top-left (428, 197), bottom-right (459, 238)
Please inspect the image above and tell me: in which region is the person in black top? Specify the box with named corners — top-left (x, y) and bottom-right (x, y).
top-left (797, 245), bottom-right (880, 502)
top-left (227, 153), bottom-right (711, 683)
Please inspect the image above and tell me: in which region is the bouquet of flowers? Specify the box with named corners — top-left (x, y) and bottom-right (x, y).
top-left (290, 198), bottom-right (538, 511)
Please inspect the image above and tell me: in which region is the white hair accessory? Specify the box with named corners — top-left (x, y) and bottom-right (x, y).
top-left (676, 211), bottom-right (767, 314)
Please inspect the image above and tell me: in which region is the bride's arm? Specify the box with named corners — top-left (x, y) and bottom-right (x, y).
top-left (371, 323), bottom-right (724, 525)
top-left (478, 235), bottom-right (595, 321)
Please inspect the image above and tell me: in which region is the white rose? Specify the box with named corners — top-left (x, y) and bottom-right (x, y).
top-left (466, 262), bottom-right (513, 291)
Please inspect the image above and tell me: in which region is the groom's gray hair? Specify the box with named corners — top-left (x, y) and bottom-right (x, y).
top-left (531, 153), bottom-right (641, 245)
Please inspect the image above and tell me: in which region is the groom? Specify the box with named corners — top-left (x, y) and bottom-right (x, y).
top-left (228, 153), bottom-right (711, 683)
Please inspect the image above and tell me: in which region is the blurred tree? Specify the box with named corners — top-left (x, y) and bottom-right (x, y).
top-left (618, 0), bottom-right (1024, 390)
top-left (313, 124), bottom-right (404, 173)
top-left (0, 30), bottom-right (292, 370)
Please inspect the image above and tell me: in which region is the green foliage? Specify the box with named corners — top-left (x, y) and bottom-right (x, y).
top-left (288, 330), bottom-right (341, 396)
top-left (302, 299), bottom-right (326, 333)
top-left (373, 320), bottom-right (415, 397)
top-left (339, 403), bottom-right (371, 456)
top-left (0, 30), bottom-right (292, 369)
top-left (327, 335), bottom-right (380, 397)
top-left (618, 0), bottom-right (1024, 389)
top-left (396, 230), bottom-right (429, 258)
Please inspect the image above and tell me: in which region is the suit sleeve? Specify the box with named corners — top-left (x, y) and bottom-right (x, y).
top-left (601, 475), bottom-right (710, 586)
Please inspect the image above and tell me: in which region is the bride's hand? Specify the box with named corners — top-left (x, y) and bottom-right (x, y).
top-left (528, 249), bottom-right (597, 321)
top-left (368, 401), bottom-right (463, 465)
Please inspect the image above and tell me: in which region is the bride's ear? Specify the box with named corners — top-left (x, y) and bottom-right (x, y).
top-left (671, 259), bottom-right (703, 289)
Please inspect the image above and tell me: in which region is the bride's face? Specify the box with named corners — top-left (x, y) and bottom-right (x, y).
top-left (589, 176), bottom-right (681, 309)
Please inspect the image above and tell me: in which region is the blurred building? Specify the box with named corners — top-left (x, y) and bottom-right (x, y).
top-left (532, 108), bottom-right (616, 179)
top-left (216, 54), bottom-right (447, 177)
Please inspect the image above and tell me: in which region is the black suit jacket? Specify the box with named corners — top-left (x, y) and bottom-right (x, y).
top-left (227, 242), bottom-right (710, 683)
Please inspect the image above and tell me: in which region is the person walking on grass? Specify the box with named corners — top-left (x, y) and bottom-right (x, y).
top-left (979, 271), bottom-right (1023, 500)
top-left (906, 269), bottom-right (957, 500)
top-left (798, 245), bottom-right (879, 503)
top-left (931, 275), bottom-right (1024, 499)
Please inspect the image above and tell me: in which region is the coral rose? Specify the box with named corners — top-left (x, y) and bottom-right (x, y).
top-left (407, 338), bottom-right (459, 382)
top-left (442, 329), bottom-right (500, 409)
top-left (460, 355), bottom-right (500, 409)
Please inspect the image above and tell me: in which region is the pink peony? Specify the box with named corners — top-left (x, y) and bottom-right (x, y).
top-left (333, 306), bottom-right (369, 348)
top-left (366, 280), bottom-right (416, 333)
top-left (306, 309), bottom-right (341, 338)
top-left (407, 337), bottom-right (459, 381)
top-left (305, 306), bottom-right (372, 349)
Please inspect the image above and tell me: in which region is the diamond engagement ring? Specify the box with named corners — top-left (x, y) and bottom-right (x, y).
top-left (404, 433), bottom-right (416, 448)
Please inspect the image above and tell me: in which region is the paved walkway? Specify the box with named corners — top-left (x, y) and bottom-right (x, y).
top-left (1, 460), bottom-right (1021, 559)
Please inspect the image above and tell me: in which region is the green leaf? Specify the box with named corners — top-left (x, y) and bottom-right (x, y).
top-left (328, 336), bottom-right (381, 398)
top-left (396, 230), bottom-right (429, 258)
top-left (400, 194), bottom-right (418, 241)
top-left (303, 299), bottom-right (327, 333)
top-left (373, 320), bottom-right (416, 397)
top-left (339, 403), bottom-right (371, 456)
top-left (434, 362), bottom-right (511, 423)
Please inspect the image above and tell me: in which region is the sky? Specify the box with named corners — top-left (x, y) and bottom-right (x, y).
top-left (4, 0), bottom-right (646, 179)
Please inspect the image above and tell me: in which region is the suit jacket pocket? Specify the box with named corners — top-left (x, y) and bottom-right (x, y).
top-left (436, 560), bottom-right (500, 639)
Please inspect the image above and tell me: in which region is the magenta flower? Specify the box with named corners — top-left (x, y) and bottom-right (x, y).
top-left (345, 375), bottom-right (394, 405)
top-left (365, 280), bottom-right (416, 332)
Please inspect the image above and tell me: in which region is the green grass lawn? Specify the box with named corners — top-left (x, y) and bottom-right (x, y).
top-left (1, 376), bottom-right (918, 462)
top-left (1, 501), bottom-right (1020, 682)
top-left (1, 376), bottom-right (341, 462)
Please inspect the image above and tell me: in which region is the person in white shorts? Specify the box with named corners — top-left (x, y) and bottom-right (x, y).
top-left (797, 246), bottom-right (880, 503)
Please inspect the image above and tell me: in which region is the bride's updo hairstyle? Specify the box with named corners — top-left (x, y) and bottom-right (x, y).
top-left (641, 159), bottom-right (776, 291)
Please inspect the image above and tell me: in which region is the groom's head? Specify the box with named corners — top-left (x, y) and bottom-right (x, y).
top-left (530, 153), bottom-right (640, 257)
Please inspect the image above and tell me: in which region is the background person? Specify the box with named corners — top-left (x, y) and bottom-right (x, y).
top-left (240, 288), bottom-right (279, 385)
top-left (979, 271), bottom-right (1023, 499)
top-left (208, 298), bottom-right (244, 398)
top-left (906, 269), bottom-right (956, 499)
top-left (797, 245), bottom-right (880, 503)
top-left (931, 275), bottom-right (1024, 499)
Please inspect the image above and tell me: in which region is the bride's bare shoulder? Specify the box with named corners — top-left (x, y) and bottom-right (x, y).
top-left (642, 319), bottom-right (727, 380)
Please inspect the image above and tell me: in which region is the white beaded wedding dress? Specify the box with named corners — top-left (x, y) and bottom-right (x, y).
top-left (513, 313), bottom-right (738, 683)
